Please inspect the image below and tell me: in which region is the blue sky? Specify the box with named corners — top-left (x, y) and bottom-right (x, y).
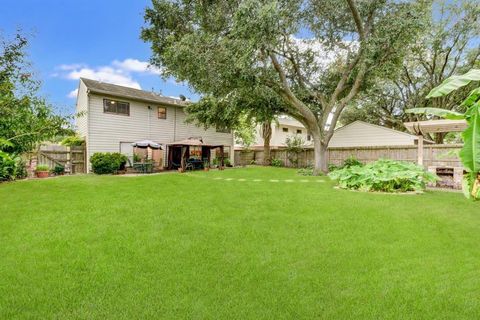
top-left (1, 0), bottom-right (197, 115)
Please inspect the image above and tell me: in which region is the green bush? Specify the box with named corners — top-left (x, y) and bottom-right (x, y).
top-left (224, 158), bottom-right (232, 167)
top-left (60, 135), bottom-right (84, 146)
top-left (328, 159), bottom-right (438, 193)
top-left (343, 156), bottom-right (363, 168)
top-left (297, 167), bottom-right (317, 176)
top-left (271, 158), bottom-right (283, 167)
top-left (0, 151), bottom-right (18, 181)
top-left (90, 152), bottom-right (127, 174)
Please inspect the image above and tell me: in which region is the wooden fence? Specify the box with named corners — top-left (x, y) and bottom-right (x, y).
top-left (235, 144), bottom-right (463, 168)
top-left (35, 144), bottom-right (86, 173)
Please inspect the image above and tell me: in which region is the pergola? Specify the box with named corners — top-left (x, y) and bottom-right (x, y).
top-left (404, 119), bottom-right (467, 166)
top-left (166, 137), bottom-right (225, 170)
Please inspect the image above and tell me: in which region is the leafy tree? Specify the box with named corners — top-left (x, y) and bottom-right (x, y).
top-left (142, 0), bottom-right (428, 174)
top-left (234, 115), bottom-right (255, 149)
top-left (184, 87), bottom-right (285, 164)
top-left (0, 33), bottom-right (71, 155)
top-left (341, 0), bottom-right (480, 143)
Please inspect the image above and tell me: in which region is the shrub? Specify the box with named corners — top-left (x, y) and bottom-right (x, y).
top-left (343, 156), bottom-right (363, 168)
top-left (0, 151), bottom-right (18, 181)
top-left (328, 159), bottom-right (438, 193)
top-left (224, 158), bottom-right (232, 167)
top-left (35, 165), bottom-right (50, 172)
top-left (52, 165), bottom-right (65, 175)
top-left (90, 152), bottom-right (127, 174)
top-left (297, 167), bottom-right (316, 176)
top-left (60, 135), bottom-right (84, 146)
top-left (271, 158), bottom-right (283, 167)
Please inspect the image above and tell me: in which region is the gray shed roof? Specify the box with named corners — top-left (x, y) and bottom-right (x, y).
top-left (81, 78), bottom-right (188, 107)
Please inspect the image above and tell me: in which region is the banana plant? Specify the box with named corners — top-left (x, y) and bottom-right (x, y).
top-left (407, 69), bottom-right (480, 199)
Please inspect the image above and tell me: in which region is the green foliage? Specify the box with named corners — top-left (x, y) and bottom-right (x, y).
top-left (142, 0), bottom-right (428, 173)
top-left (0, 151), bottom-right (19, 181)
top-left (341, 0), bottom-right (480, 143)
top-left (271, 158), bottom-right (283, 167)
top-left (297, 167), bottom-right (317, 176)
top-left (90, 152), bottom-right (128, 175)
top-left (60, 136), bottom-right (84, 147)
top-left (342, 156), bottom-right (363, 169)
top-left (35, 165), bottom-right (50, 172)
top-left (407, 69), bottom-right (480, 199)
top-left (52, 165), bottom-right (65, 175)
top-left (234, 115), bottom-right (256, 149)
top-left (224, 158), bottom-right (232, 167)
top-left (0, 33), bottom-right (72, 154)
top-left (328, 156), bottom-right (363, 172)
top-left (328, 159), bottom-right (438, 193)
top-left (285, 134), bottom-right (305, 168)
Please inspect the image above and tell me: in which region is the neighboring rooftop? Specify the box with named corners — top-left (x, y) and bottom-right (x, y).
top-left (80, 78), bottom-right (188, 107)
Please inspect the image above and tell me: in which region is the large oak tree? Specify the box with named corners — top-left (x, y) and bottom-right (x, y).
top-left (142, 0), bottom-right (428, 174)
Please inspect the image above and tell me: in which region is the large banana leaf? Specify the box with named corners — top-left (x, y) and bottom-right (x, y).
top-left (459, 103), bottom-right (480, 173)
top-left (426, 69), bottom-right (480, 98)
top-left (461, 88), bottom-right (480, 108)
top-left (406, 107), bottom-right (465, 120)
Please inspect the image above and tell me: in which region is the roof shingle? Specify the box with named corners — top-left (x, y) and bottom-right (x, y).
top-left (80, 78), bottom-right (188, 107)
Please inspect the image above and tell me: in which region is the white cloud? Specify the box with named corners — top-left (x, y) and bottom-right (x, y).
top-left (112, 58), bottom-right (162, 75)
top-left (61, 59), bottom-right (161, 98)
top-left (66, 66), bottom-right (141, 89)
top-left (67, 88), bottom-right (78, 98)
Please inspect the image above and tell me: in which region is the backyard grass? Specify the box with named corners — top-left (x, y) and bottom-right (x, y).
top-left (1, 166), bottom-right (480, 319)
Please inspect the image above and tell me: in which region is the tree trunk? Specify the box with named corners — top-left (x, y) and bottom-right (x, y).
top-left (262, 121), bottom-right (272, 166)
top-left (312, 133), bottom-right (328, 175)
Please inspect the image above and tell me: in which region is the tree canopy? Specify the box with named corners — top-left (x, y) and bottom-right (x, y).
top-left (341, 0), bottom-right (480, 143)
top-left (142, 0), bottom-right (428, 173)
top-left (0, 33), bottom-right (72, 154)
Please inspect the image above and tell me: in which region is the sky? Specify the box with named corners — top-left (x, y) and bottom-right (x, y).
top-left (1, 0), bottom-right (198, 116)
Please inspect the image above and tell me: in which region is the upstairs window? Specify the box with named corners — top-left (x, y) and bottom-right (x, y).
top-left (282, 128), bottom-right (288, 133)
top-left (158, 107), bottom-right (167, 119)
top-left (103, 99), bottom-right (130, 116)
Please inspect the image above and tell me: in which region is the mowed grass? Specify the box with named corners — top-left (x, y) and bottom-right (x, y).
top-left (1, 167), bottom-right (480, 319)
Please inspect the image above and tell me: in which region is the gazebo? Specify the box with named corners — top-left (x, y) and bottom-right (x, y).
top-left (166, 137), bottom-right (225, 171)
top-left (404, 119), bottom-right (467, 166)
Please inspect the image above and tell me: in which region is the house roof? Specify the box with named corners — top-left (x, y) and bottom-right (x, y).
top-left (81, 78), bottom-right (188, 107)
top-left (336, 120), bottom-right (435, 143)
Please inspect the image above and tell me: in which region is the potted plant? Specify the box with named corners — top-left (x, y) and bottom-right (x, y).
top-left (203, 160), bottom-right (210, 172)
top-left (35, 165), bottom-right (50, 178)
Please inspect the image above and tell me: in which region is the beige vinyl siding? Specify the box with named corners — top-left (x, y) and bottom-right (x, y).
top-left (328, 121), bottom-right (417, 147)
top-left (75, 81), bottom-right (89, 140)
top-left (86, 93), bottom-right (234, 171)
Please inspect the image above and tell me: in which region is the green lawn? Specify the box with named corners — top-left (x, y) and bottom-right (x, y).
top-left (1, 167), bottom-right (480, 319)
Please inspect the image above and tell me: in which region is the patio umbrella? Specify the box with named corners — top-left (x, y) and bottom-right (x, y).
top-left (131, 140), bottom-right (163, 149)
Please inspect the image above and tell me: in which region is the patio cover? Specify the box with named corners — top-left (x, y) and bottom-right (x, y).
top-left (403, 119), bottom-right (467, 166)
top-left (404, 119), bottom-right (467, 134)
top-left (167, 137), bottom-right (223, 148)
top-left (131, 140), bottom-right (163, 149)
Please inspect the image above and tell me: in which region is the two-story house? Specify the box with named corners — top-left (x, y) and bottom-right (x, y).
top-left (75, 78), bottom-right (234, 172)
